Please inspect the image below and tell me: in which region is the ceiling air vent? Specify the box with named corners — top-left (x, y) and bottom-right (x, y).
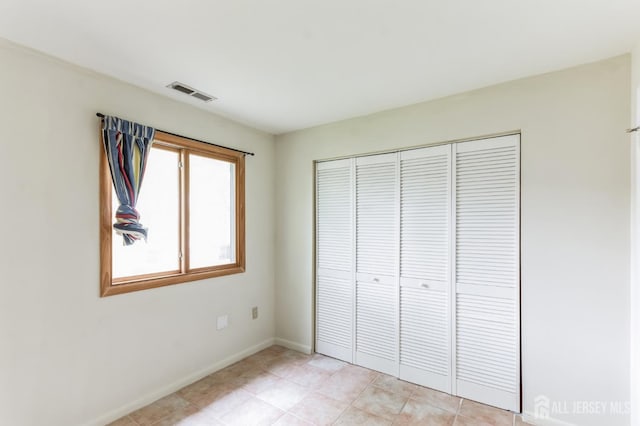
top-left (166, 81), bottom-right (217, 102)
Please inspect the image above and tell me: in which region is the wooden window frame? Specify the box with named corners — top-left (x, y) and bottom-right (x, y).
top-left (100, 131), bottom-right (245, 297)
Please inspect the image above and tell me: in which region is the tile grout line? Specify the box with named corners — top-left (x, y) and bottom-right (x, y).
top-left (453, 397), bottom-right (464, 426)
top-left (282, 409), bottom-right (313, 426)
top-left (329, 364), bottom-right (375, 425)
top-left (269, 408), bottom-right (286, 426)
top-left (128, 415), bottom-right (141, 426)
top-left (278, 354), bottom-right (350, 425)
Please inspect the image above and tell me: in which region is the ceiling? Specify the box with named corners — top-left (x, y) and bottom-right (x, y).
top-left (1, 1), bottom-right (639, 134)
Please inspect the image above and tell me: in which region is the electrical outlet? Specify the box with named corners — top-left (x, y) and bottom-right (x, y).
top-left (252, 306), bottom-right (258, 319)
top-left (217, 315), bottom-right (228, 330)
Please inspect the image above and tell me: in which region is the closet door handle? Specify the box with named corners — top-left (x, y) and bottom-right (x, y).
top-left (421, 282), bottom-right (429, 289)
top-left (372, 277), bottom-right (380, 283)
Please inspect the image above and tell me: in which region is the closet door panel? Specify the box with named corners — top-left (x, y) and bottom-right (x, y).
top-left (399, 281), bottom-right (450, 392)
top-left (399, 145), bottom-right (452, 393)
top-left (454, 135), bottom-right (520, 411)
top-left (316, 159), bottom-right (353, 362)
top-left (315, 135), bottom-right (520, 408)
top-left (355, 153), bottom-right (398, 375)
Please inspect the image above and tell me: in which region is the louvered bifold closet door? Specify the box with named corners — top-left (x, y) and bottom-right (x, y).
top-left (355, 153), bottom-right (398, 375)
top-left (316, 159), bottom-right (354, 362)
top-left (399, 145), bottom-right (452, 393)
top-left (454, 135), bottom-right (520, 411)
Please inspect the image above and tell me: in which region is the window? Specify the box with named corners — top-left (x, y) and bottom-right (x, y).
top-left (100, 131), bottom-right (245, 297)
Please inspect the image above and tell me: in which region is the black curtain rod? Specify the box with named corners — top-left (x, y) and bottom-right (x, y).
top-left (96, 113), bottom-right (255, 156)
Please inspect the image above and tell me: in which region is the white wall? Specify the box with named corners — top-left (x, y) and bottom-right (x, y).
top-left (630, 41), bottom-right (640, 426)
top-left (0, 39), bottom-right (276, 426)
top-left (275, 55), bottom-right (631, 425)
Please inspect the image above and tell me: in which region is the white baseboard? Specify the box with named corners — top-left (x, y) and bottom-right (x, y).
top-left (86, 338), bottom-right (276, 426)
top-left (522, 411), bottom-right (577, 426)
top-left (274, 337), bottom-right (312, 354)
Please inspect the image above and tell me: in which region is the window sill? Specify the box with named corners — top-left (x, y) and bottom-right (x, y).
top-left (100, 265), bottom-right (245, 297)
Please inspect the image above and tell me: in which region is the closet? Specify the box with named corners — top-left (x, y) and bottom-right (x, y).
top-left (315, 134), bottom-right (520, 412)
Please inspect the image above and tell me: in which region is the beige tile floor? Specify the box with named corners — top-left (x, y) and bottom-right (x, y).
top-left (109, 345), bottom-right (532, 426)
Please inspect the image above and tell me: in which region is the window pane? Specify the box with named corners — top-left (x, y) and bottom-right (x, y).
top-left (112, 148), bottom-right (180, 279)
top-left (189, 154), bottom-right (235, 268)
